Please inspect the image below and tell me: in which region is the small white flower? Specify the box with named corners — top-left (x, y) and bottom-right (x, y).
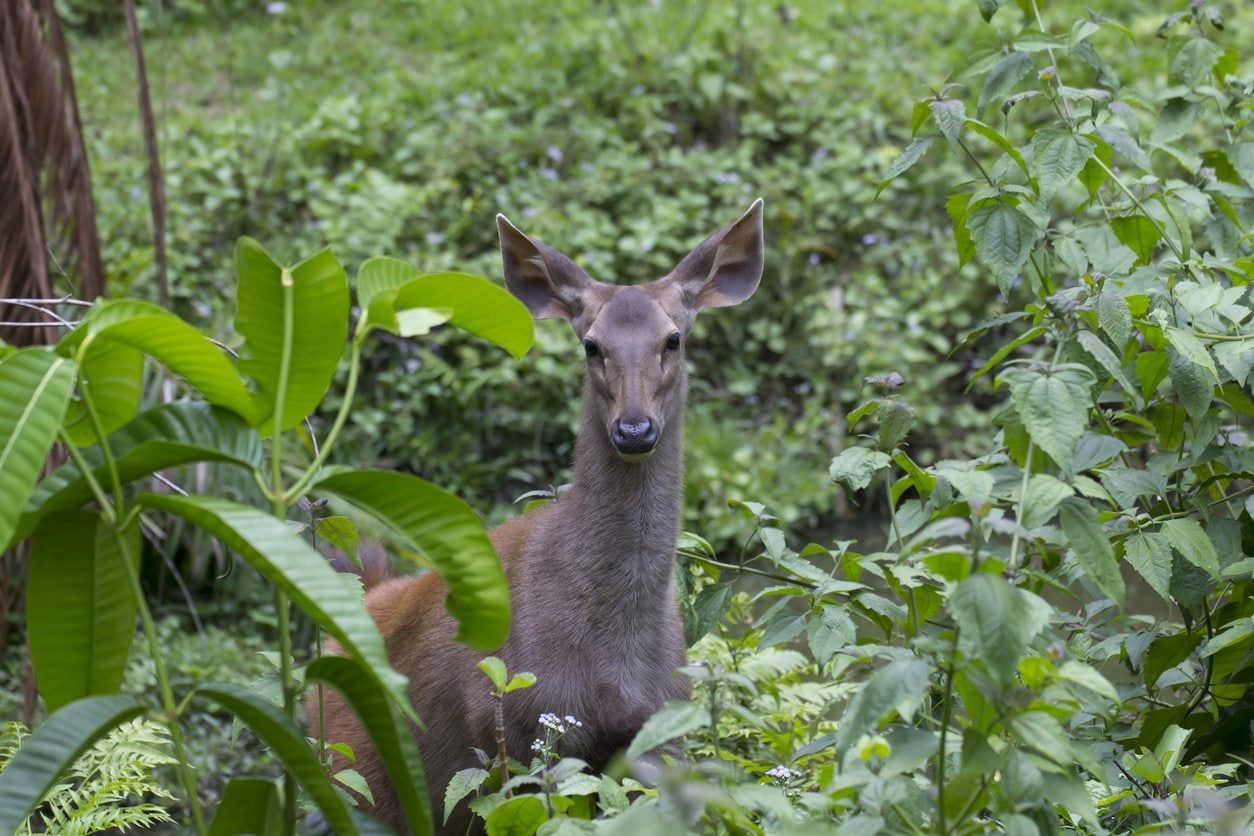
top-left (266, 1), bottom-right (286, 13)
top-left (530, 739), bottom-right (544, 752)
top-left (765, 764), bottom-right (800, 781)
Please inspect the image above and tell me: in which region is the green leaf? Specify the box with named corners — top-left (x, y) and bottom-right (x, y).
top-left (965, 120), bottom-right (1031, 176)
top-left (141, 494), bottom-right (410, 713)
top-left (20, 401), bottom-right (263, 539)
top-left (626, 700), bottom-right (710, 759)
top-left (930, 99), bottom-right (966, 150)
top-left (945, 193), bottom-right (976, 266)
top-left (1169, 36), bottom-right (1223, 87)
top-left (1228, 142), bottom-right (1254, 189)
top-left (27, 512), bottom-right (137, 712)
top-left (1019, 474), bottom-right (1074, 529)
top-left (1200, 618), bottom-right (1254, 658)
top-left (0, 349), bottom-right (76, 549)
top-left (373, 271), bottom-right (535, 359)
top-left (485, 795), bottom-right (548, 836)
top-left (833, 659), bottom-right (930, 755)
top-left (1160, 519), bottom-right (1220, 579)
top-left (0, 695), bottom-right (143, 835)
top-left (877, 400), bottom-right (915, 450)
top-left (478, 657), bottom-right (508, 690)
top-left (1150, 99), bottom-right (1201, 145)
top-left (966, 202), bottom-right (1037, 294)
top-left (196, 682), bottom-right (358, 834)
top-left (1005, 367), bottom-right (1094, 471)
top-left (1163, 328), bottom-right (1219, 382)
top-left (808, 604), bottom-right (856, 666)
top-left (1058, 498), bottom-right (1124, 608)
top-left (1096, 291), bottom-right (1131, 349)
top-left (948, 574), bottom-right (1049, 684)
top-left (1078, 136), bottom-right (1112, 200)
top-left (306, 655), bottom-right (431, 833)
top-left (1075, 331), bottom-right (1135, 400)
top-left (1057, 660), bottom-right (1118, 704)
top-left (59, 299), bottom-right (259, 423)
top-left (444, 768), bottom-right (490, 825)
top-left (878, 136), bottom-right (936, 194)
top-left (1009, 711), bottom-right (1074, 768)
top-left (1125, 532), bottom-right (1173, 601)
top-left (312, 469), bottom-right (510, 652)
top-left (1111, 215), bottom-right (1161, 266)
top-left (504, 672), bottom-right (536, 693)
top-left (1166, 346), bottom-right (1214, 422)
top-left (978, 51), bottom-right (1031, 112)
top-left (976, 0), bottom-right (1007, 21)
top-left (235, 238), bottom-right (350, 432)
top-left (208, 778), bottom-right (283, 836)
top-left (968, 325), bottom-right (1047, 385)
top-left (1144, 632), bottom-right (1201, 690)
top-left (1032, 130), bottom-right (1095, 203)
top-left (828, 447), bottom-right (892, 493)
top-left (760, 609), bottom-right (806, 647)
top-left (62, 340), bottom-right (142, 446)
top-left (686, 582), bottom-right (732, 646)
top-left (1213, 340), bottom-right (1252, 387)
top-left (315, 516), bottom-right (360, 564)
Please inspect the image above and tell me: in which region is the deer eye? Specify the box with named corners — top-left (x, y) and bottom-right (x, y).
top-left (583, 339), bottom-right (600, 358)
top-left (665, 333), bottom-right (681, 351)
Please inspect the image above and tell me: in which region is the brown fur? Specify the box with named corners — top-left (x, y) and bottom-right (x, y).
top-left (321, 201), bottom-right (765, 834)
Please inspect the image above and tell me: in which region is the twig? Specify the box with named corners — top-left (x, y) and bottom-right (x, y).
top-left (124, 0), bottom-right (170, 307)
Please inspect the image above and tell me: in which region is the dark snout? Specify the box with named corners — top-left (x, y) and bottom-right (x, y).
top-left (611, 416), bottom-right (659, 460)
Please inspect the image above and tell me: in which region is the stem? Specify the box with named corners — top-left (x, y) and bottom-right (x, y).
top-left (57, 432), bottom-right (115, 524)
top-left (936, 629), bottom-right (959, 835)
top-left (493, 693), bottom-right (510, 792)
top-left (273, 497), bottom-right (296, 833)
top-left (957, 138), bottom-right (995, 188)
top-left (284, 339), bottom-right (363, 503)
top-left (1007, 440), bottom-right (1035, 571)
top-left (1090, 157), bottom-right (1184, 262)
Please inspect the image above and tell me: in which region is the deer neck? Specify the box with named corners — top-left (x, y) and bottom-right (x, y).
top-left (560, 376), bottom-right (685, 594)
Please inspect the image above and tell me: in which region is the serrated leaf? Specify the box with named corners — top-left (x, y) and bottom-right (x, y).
top-left (1212, 340), bottom-right (1252, 387)
top-left (1005, 367), bottom-right (1094, 470)
top-left (829, 447), bottom-right (892, 493)
top-left (1096, 291), bottom-right (1131, 348)
top-left (0, 350), bottom-right (76, 550)
top-left (27, 512), bottom-right (137, 712)
top-left (1169, 37), bottom-right (1223, 87)
top-left (948, 574), bottom-right (1049, 684)
top-left (878, 136), bottom-right (936, 194)
top-left (1166, 346), bottom-right (1214, 421)
top-left (444, 768), bottom-right (490, 825)
top-left (833, 659), bottom-right (931, 754)
top-left (1059, 497), bottom-right (1125, 608)
top-left (1076, 330), bottom-right (1135, 399)
top-left (930, 99), bottom-right (966, 150)
top-left (967, 202), bottom-right (1038, 294)
top-left (1111, 215), bottom-right (1161, 266)
top-left (1161, 519), bottom-right (1220, 579)
top-left (978, 51), bottom-right (1031, 112)
top-left (808, 604), bottom-right (856, 666)
top-left (314, 515), bottom-right (360, 565)
top-left (877, 400), bottom-right (915, 450)
top-left (1032, 130), bottom-right (1096, 203)
top-left (977, 0), bottom-right (1008, 22)
top-left (1150, 99), bottom-right (1201, 145)
top-left (945, 193), bottom-right (976, 266)
top-left (1126, 531), bottom-right (1173, 600)
top-left (626, 700), bottom-right (710, 759)
top-left (1019, 474), bottom-right (1074, 529)
top-left (1163, 328), bottom-right (1219, 382)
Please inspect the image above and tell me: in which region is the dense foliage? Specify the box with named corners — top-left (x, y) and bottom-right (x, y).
top-left (0, 0), bottom-right (1251, 833)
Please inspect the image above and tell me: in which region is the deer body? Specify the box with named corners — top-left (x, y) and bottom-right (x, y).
top-left (323, 201), bottom-right (765, 833)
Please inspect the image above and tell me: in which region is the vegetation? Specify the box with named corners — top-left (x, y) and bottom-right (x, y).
top-left (0, 0), bottom-right (1250, 833)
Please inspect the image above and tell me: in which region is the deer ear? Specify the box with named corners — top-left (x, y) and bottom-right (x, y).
top-left (668, 198), bottom-right (765, 311)
top-left (497, 215), bottom-right (591, 321)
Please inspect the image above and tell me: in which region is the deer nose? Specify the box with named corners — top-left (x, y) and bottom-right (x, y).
top-left (611, 417), bottom-right (658, 455)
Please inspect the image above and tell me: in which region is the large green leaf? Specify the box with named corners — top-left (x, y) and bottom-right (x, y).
top-left (1058, 498), bottom-right (1125, 608)
top-left (196, 682), bottom-right (357, 834)
top-left (1160, 519), bottom-right (1221, 579)
top-left (833, 659), bottom-right (930, 755)
top-left (1005, 366), bottom-right (1095, 471)
top-left (0, 695), bottom-right (143, 835)
top-left (140, 494), bottom-right (411, 713)
top-left (385, 272), bottom-right (534, 358)
top-left (235, 238), bottom-right (350, 431)
top-left (208, 777), bottom-right (283, 836)
top-left (1032, 130), bottom-right (1095, 203)
top-left (59, 299), bottom-right (259, 423)
top-left (20, 401), bottom-right (263, 538)
top-left (62, 340), bottom-right (143, 446)
top-left (27, 512), bottom-right (137, 712)
top-left (966, 201), bottom-right (1038, 295)
top-left (0, 348), bottom-right (76, 549)
top-left (1125, 531), bottom-right (1174, 601)
top-left (1111, 215), bottom-right (1161, 266)
top-left (312, 469), bottom-right (510, 651)
top-left (948, 574), bottom-right (1049, 684)
top-left (626, 700), bottom-right (710, 759)
top-left (307, 656), bottom-right (432, 835)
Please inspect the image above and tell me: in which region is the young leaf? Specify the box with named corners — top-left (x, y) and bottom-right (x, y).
top-left (27, 512), bottom-right (137, 712)
top-left (0, 349), bottom-right (76, 550)
top-left (1005, 367), bottom-right (1095, 471)
top-left (877, 400), bottom-right (915, 450)
top-left (0, 695), bottom-right (144, 836)
top-left (1032, 130), bottom-right (1096, 203)
top-left (315, 516), bottom-right (361, 565)
top-left (235, 239), bottom-right (350, 432)
top-left (878, 136), bottom-right (936, 195)
top-left (504, 673), bottom-right (536, 693)
top-left (930, 99), bottom-right (966, 150)
top-left (1160, 519), bottom-right (1221, 579)
top-left (829, 447), bottom-right (892, 493)
top-left (626, 701), bottom-right (710, 759)
top-left (966, 202), bottom-right (1038, 295)
top-left (978, 51), bottom-right (1031, 112)
top-left (477, 657), bottom-right (508, 691)
top-left (1058, 498), bottom-right (1125, 608)
top-left (948, 575), bottom-right (1049, 684)
top-left (306, 655), bottom-right (431, 833)
top-left (312, 468), bottom-right (510, 652)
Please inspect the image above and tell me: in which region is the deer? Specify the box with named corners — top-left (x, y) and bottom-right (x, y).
top-left (322, 199), bottom-right (765, 834)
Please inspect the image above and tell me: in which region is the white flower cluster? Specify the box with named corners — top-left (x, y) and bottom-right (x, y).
top-left (765, 765), bottom-right (801, 782)
top-left (530, 739), bottom-right (545, 752)
top-left (538, 713), bottom-right (583, 733)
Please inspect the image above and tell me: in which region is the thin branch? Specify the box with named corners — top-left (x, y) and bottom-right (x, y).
top-left (123, 0), bottom-right (170, 307)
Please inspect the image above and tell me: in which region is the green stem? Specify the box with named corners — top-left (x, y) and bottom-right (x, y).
top-left (1090, 157), bottom-right (1185, 262)
top-left (78, 382), bottom-right (125, 515)
top-left (1007, 440), bottom-right (1035, 571)
top-left (284, 338), bottom-right (363, 503)
top-left (936, 629), bottom-right (959, 835)
top-left (57, 432), bottom-right (115, 525)
top-left (272, 499), bottom-right (297, 833)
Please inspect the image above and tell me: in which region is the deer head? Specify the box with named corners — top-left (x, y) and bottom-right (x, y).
top-left (497, 199), bottom-right (765, 462)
